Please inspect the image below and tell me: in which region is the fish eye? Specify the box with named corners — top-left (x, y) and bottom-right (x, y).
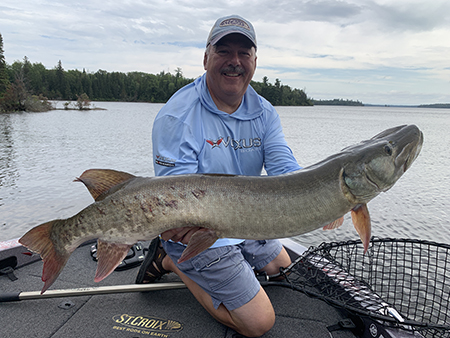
top-left (384, 144), bottom-right (393, 156)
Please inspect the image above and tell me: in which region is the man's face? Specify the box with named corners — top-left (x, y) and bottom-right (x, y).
top-left (203, 33), bottom-right (257, 110)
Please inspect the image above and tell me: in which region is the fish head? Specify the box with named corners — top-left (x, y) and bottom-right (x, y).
top-left (341, 124), bottom-right (423, 203)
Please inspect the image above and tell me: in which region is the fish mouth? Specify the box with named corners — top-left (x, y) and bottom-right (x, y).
top-left (363, 169), bottom-right (381, 190)
top-left (396, 129), bottom-right (423, 173)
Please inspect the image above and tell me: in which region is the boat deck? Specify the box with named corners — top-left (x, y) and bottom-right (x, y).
top-left (0, 241), bottom-right (357, 338)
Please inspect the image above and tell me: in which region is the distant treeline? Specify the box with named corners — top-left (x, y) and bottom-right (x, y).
top-left (2, 57), bottom-right (312, 107)
top-left (418, 103), bottom-right (450, 109)
top-left (6, 58), bottom-right (195, 103)
top-left (251, 77), bottom-right (312, 106)
top-left (312, 98), bottom-right (363, 106)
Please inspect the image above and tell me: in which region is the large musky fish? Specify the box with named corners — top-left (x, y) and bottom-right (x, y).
top-left (20, 125), bottom-right (423, 293)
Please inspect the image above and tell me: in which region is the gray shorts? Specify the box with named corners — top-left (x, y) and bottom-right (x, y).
top-left (161, 239), bottom-right (282, 311)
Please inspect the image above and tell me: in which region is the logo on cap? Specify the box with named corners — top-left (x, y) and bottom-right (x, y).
top-left (219, 18), bottom-right (251, 31)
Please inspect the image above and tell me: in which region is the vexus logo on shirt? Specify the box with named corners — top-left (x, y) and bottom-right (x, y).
top-left (206, 136), bottom-right (262, 150)
top-left (206, 138), bottom-right (223, 148)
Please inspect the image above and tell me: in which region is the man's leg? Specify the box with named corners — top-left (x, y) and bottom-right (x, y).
top-left (239, 240), bottom-right (291, 276)
top-left (160, 240), bottom-right (290, 337)
top-left (162, 254), bottom-right (275, 337)
top-left (258, 246), bottom-right (291, 277)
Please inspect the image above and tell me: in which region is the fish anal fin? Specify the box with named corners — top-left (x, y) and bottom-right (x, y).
top-left (94, 240), bottom-right (132, 282)
top-left (178, 229), bottom-right (219, 264)
top-left (75, 169), bottom-right (136, 201)
top-left (323, 216), bottom-right (345, 230)
top-left (19, 220), bottom-right (71, 294)
top-left (351, 203), bottom-right (371, 253)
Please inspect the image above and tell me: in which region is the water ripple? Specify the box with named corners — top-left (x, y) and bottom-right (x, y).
top-left (1, 104), bottom-right (449, 245)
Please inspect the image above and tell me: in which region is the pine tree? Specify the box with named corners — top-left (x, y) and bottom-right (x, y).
top-left (0, 33), bottom-right (10, 97)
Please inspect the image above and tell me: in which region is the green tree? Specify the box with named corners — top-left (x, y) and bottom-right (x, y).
top-left (174, 67), bottom-right (183, 87)
top-left (81, 69), bottom-right (93, 98)
top-left (0, 79), bottom-right (27, 112)
top-left (54, 60), bottom-right (69, 99)
top-left (27, 62), bottom-right (47, 95)
top-left (0, 33), bottom-right (10, 96)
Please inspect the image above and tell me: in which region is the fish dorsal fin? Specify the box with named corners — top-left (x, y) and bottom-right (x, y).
top-left (75, 169), bottom-right (136, 201)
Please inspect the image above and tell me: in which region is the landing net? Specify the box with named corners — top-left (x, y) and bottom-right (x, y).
top-left (281, 238), bottom-right (450, 338)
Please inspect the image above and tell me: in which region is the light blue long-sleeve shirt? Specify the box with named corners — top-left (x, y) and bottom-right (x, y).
top-left (152, 73), bottom-right (301, 247)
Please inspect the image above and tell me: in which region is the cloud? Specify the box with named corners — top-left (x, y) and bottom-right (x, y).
top-left (300, 0), bottom-right (362, 21)
top-left (365, 1), bottom-right (450, 32)
top-left (1, 0), bottom-right (449, 105)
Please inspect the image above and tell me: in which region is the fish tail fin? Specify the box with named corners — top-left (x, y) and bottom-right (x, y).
top-left (19, 220), bottom-right (71, 294)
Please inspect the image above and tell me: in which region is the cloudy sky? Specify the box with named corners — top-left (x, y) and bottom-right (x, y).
top-left (1, 0), bottom-right (449, 105)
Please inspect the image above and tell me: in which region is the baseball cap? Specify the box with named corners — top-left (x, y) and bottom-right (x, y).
top-left (206, 15), bottom-right (257, 48)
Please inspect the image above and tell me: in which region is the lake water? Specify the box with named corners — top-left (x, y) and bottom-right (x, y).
top-left (1, 103), bottom-right (449, 248)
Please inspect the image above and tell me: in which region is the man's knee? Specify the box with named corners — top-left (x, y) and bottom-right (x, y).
top-left (238, 312), bottom-right (275, 337)
top-left (231, 288), bottom-right (276, 337)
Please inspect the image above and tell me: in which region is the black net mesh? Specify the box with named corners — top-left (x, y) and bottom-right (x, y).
top-left (282, 238), bottom-right (450, 338)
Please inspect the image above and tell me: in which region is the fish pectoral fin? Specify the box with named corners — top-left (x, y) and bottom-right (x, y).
top-left (178, 229), bottom-right (219, 264)
top-left (74, 169), bottom-right (136, 201)
top-left (322, 216), bottom-right (345, 230)
top-left (19, 220), bottom-right (71, 294)
top-left (351, 203), bottom-right (371, 253)
top-left (94, 240), bottom-right (133, 282)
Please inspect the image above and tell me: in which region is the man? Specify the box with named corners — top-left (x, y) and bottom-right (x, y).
top-left (136, 15), bottom-right (301, 337)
